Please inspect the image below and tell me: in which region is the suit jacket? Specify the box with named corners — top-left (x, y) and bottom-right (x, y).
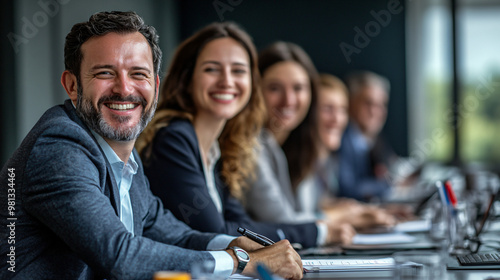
top-left (0, 100), bottom-right (216, 280)
top-left (338, 123), bottom-right (391, 202)
top-left (144, 119), bottom-right (318, 249)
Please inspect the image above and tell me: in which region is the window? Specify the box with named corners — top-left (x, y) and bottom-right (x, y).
top-left (407, 0), bottom-right (453, 165)
top-left (460, 0), bottom-right (500, 163)
top-left (407, 0), bottom-right (500, 166)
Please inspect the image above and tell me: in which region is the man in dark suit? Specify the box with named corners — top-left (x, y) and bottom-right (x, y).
top-left (338, 71), bottom-right (398, 202)
top-left (0, 11), bottom-right (302, 280)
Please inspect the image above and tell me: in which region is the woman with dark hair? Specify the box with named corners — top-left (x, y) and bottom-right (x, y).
top-left (136, 22), bottom-right (354, 250)
top-left (245, 43), bottom-right (395, 230)
top-left (244, 41), bottom-right (322, 223)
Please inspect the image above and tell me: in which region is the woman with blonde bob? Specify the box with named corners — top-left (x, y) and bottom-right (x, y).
top-left (314, 74), bottom-right (396, 229)
top-left (137, 22), bottom-right (351, 249)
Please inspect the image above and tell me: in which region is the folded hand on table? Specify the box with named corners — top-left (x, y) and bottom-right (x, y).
top-left (323, 201), bottom-right (397, 230)
top-left (321, 221), bottom-right (357, 245)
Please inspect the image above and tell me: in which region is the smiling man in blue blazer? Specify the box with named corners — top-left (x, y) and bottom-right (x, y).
top-left (0, 11), bottom-right (302, 280)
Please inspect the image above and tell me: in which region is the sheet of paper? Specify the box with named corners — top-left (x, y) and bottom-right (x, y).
top-left (302, 257), bottom-right (394, 272)
top-left (228, 274), bottom-right (259, 280)
top-left (352, 232), bottom-right (416, 245)
top-left (393, 220), bottom-right (431, 232)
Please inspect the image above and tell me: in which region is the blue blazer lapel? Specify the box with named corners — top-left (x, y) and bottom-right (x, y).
top-left (63, 99), bottom-right (121, 216)
top-left (129, 149), bottom-right (148, 236)
top-left (103, 160), bottom-right (121, 217)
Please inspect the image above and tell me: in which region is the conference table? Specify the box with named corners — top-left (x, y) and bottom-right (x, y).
top-left (300, 218), bottom-right (500, 279)
top-left (301, 175), bottom-right (500, 280)
top-left (300, 163), bottom-right (500, 279)
top-left (302, 269), bottom-right (500, 280)
top-left (302, 234), bottom-right (500, 280)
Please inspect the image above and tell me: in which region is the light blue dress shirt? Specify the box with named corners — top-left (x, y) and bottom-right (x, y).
top-left (91, 131), bottom-right (136, 235)
top-left (201, 141), bottom-right (223, 213)
top-left (90, 131), bottom-right (236, 277)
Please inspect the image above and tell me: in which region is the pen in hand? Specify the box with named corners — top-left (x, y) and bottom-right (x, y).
top-left (237, 227), bottom-right (275, 246)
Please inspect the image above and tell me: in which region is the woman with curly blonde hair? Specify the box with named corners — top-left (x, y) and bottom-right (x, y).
top-left (137, 21), bottom-right (264, 200)
top-left (136, 22), bottom-right (342, 248)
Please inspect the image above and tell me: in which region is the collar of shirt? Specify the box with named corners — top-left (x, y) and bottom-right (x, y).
top-left (350, 123), bottom-right (371, 152)
top-left (201, 141), bottom-right (223, 214)
top-left (73, 101), bottom-right (139, 180)
top-left (90, 130), bottom-right (139, 185)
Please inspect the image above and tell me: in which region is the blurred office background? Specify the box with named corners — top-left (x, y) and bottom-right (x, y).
top-left (2, 0), bottom-right (500, 170)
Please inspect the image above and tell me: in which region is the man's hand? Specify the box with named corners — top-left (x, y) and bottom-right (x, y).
top-left (361, 205), bottom-right (397, 228)
top-left (226, 240), bottom-right (303, 280)
top-left (382, 203), bottom-right (416, 222)
top-left (228, 236), bottom-right (264, 252)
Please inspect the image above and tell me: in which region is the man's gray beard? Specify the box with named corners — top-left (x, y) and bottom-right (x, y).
top-left (75, 86), bottom-right (157, 141)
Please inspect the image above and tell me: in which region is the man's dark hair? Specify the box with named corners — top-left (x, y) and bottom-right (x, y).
top-left (64, 11), bottom-right (162, 80)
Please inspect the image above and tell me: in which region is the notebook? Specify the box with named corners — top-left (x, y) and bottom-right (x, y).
top-left (302, 257), bottom-right (395, 272)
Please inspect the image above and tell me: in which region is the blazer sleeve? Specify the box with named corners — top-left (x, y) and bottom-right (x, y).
top-left (22, 122), bottom-right (214, 279)
top-left (145, 120), bottom-right (319, 248)
top-left (222, 184), bottom-right (319, 249)
top-left (245, 142), bottom-right (317, 223)
top-left (134, 157), bottom-right (218, 250)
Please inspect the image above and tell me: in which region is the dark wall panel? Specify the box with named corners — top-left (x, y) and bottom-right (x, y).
top-left (177, 0), bottom-right (408, 156)
top-left (1, 0), bottom-right (18, 166)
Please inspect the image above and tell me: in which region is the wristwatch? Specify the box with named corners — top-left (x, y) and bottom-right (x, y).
top-left (229, 246), bottom-right (250, 273)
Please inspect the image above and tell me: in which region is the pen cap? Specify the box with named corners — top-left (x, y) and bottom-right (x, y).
top-left (153, 272), bottom-right (190, 280)
top-left (256, 263), bottom-right (275, 280)
top-left (444, 181), bottom-right (457, 207)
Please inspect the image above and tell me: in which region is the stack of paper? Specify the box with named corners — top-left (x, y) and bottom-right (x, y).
top-left (302, 258), bottom-right (394, 272)
top-left (352, 232), bottom-right (417, 245)
top-left (393, 220), bottom-right (431, 233)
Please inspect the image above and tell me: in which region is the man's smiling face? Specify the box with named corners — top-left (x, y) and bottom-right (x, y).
top-left (76, 31), bottom-right (158, 141)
